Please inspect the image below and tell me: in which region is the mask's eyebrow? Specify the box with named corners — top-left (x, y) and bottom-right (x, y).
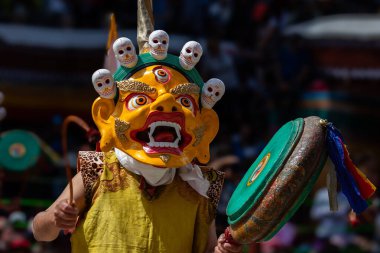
top-left (170, 83), bottom-right (200, 95)
top-left (116, 80), bottom-right (157, 94)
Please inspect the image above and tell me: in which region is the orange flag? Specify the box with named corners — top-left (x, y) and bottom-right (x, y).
top-left (104, 13), bottom-right (119, 73)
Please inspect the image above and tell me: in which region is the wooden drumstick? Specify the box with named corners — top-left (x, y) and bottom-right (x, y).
top-left (61, 115), bottom-right (91, 205)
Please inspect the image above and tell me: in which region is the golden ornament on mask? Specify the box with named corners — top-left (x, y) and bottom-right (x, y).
top-left (192, 125), bottom-right (206, 146)
top-left (170, 83), bottom-right (200, 95)
top-left (159, 154), bottom-right (170, 163)
top-left (114, 118), bottom-right (131, 144)
top-left (117, 80), bottom-right (157, 93)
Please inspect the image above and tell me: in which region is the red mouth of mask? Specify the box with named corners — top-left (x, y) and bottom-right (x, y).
top-left (130, 112), bottom-right (192, 155)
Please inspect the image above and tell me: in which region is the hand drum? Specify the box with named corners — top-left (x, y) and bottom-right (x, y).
top-left (226, 116), bottom-right (327, 243)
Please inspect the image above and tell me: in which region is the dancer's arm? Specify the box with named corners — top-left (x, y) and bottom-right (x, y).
top-left (32, 172), bottom-right (86, 241)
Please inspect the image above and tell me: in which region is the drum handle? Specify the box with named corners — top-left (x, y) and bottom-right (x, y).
top-left (224, 227), bottom-right (241, 245)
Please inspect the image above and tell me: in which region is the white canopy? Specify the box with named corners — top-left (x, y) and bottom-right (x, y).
top-left (284, 14), bottom-right (380, 41)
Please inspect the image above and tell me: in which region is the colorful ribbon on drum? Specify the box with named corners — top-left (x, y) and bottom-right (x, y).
top-left (326, 122), bottom-right (376, 214)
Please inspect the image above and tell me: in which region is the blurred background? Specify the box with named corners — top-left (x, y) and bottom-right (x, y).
top-left (0, 0), bottom-right (379, 252)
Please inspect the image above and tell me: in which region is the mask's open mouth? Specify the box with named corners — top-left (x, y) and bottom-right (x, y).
top-left (130, 112), bottom-right (192, 155)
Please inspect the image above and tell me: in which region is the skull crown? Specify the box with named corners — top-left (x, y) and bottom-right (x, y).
top-left (112, 30), bottom-right (204, 70)
top-left (92, 30), bottom-right (225, 104)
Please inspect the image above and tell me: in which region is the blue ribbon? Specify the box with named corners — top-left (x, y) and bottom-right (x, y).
top-left (326, 123), bottom-right (368, 213)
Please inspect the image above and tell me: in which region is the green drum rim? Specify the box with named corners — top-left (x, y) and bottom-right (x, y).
top-left (0, 130), bottom-right (41, 172)
top-left (226, 118), bottom-right (304, 224)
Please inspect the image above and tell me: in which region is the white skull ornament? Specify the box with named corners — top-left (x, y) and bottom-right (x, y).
top-left (148, 30), bottom-right (169, 60)
top-left (113, 37), bottom-right (138, 68)
top-left (179, 41), bottom-right (203, 70)
top-left (92, 69), bottom-right (116, 99)
top-left (201, 78), bottom-right (225, 109)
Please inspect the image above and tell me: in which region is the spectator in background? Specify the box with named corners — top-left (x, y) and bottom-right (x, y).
top-left (0, 211), bottom-right (31, 253)
top-left (209, 155), bottom-right (241, 236)
top-left (152, 0), bottom-right (170, 30)
top-left (349, 150), bottom-right (380, 253)
top-left (179, 0), bottom-right (208, 36)
top-left (272, 35), bottom-right (312, 124)
top-left (310, 188), bottom-right (351, 252)
top-left (207, 0), bottom-right (234, 37)
top-left (45, 0), bottom-right (72, 27)
top-left (202, 37), bottom-right (239, 90)
top-left (0, 216), bottom-right (7, 252)
top-left (231, 123), bottom-right (265, 162)
top-left (260, 222), bottom-right (297, 253)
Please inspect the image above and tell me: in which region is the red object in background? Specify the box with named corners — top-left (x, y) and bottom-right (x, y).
top-left (252, 2), bottom-right (268, 22)
top-left (86, 128), bottom-right (100, 147)
top-left (349, 211), bottom-right (360, 227)
top-left (309, 79), bottom-right (329, 92)
top-left (9, 238), bottom-right (31, 249)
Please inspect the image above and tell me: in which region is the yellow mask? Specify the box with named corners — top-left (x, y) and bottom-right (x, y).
top-left (92, 64), bottom-right (219, 168)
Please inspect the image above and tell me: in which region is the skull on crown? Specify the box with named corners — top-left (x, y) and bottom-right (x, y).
top-left (201, 78), bottom-right (225, 109)
top-left (92, 69), bottom-right (116, 99)
top-left (179, 41), bottom-right (203, 70)
top-left (148, 30), bottom-right (169, 60)
top-left (113, 37), bottom-right (138, 68)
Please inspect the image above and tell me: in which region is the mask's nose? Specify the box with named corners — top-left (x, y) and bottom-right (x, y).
top-left (150, 94), bottom-right (180, 113)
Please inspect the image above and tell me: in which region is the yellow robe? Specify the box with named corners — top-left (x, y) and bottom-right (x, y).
top-left (71, 151), bottom-right (223, 253)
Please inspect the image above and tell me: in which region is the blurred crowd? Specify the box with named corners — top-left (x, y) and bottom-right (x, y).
top-left (0, 0), bottom-right (380, 252)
